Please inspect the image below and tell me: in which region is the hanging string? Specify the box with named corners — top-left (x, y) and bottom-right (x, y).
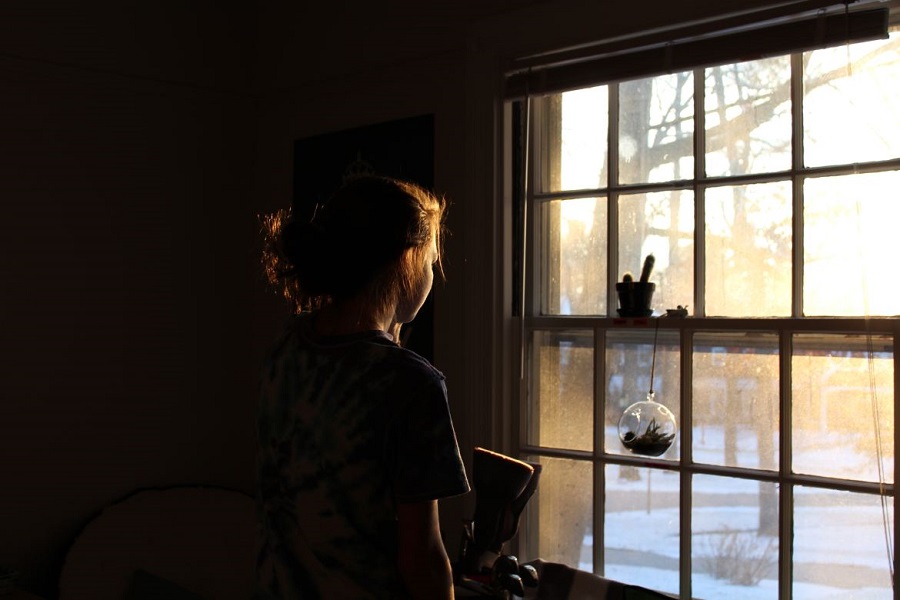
top-left (844, 1), bottom-right (853, 79)
top-left (855, 193), bottom-right (894, 583)
top-left (827, 7), bottom-right (893, 580)
top-left (865, 316), bottom-right (893, 585)
top-left (839, 6), bottom-right (894, 579)
top-left (648, 315), bottom-right (662, 396)
top-left (847, 124), bottom-right (893, 579)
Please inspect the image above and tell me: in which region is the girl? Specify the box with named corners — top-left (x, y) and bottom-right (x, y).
top-left (256, 175), bottom-right (469, 599)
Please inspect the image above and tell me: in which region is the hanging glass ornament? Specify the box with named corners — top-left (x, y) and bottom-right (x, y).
top-left (618, 391), bottom-right (676, 457)
top-left (617, 311), bottom-right (676, 457)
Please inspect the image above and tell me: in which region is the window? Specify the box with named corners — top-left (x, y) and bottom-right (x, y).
top-left (510, 15), bottom-right (899, 599)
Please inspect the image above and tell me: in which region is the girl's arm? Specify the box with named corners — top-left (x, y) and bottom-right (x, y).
top-left (397, 499), bottom-right (455, 599)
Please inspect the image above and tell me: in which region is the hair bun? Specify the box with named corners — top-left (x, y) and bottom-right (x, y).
top-left (282, 219), bottom-right (330, 294)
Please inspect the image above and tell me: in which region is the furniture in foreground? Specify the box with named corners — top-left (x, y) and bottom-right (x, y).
top-left (58, 486), bottom-right (255, 600)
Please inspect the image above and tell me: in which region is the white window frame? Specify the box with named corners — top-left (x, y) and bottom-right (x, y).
top-left (502, 11), bottom-right (900, 598)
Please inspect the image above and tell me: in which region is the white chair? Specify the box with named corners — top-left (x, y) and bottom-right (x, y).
top-left (59, 486), bottom-right (256, 600)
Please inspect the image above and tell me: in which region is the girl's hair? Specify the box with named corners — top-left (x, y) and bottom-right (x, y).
top-left (261, 175), bottom-right (447, 316)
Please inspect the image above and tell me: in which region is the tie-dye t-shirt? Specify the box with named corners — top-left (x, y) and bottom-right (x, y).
top-left (255, 313), bottom-right (470, 599)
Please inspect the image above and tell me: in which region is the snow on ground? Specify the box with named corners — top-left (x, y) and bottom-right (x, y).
top-left (555, 425), bottom-right (895, 598)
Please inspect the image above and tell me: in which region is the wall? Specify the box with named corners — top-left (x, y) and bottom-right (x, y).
top-left (0, 0), bottom-right (813, 596)
top-left (0, 3), bottom-right (256, 596)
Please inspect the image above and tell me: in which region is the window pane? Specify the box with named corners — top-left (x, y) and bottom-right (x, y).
top-left (692, 475), bottom-right (779, 598)
top-left (543, 198), bottom-right (608, 315)
top-left (792, 334), bottom-right (894, 483)
top-left (605, 464), bottom-right (679, 595)
top-left (523, 456), bottom-right (593, 570)
top-left (606, 330), bottom-right (680, 459)
top-left (794, 486), bottom-right (894, 598)
top-left (543, 86), bottom-right (609, 192)
top-left (529, 330), bottom-right (593, 451)
top-left (619, 72), bottom-right (694, 184)
top-left (705, 57), bottom-right (792, 177)
top-left (804, 29), bottom-right (900, 167)
top-left (693, 333), bottom-right (780, 470)
top-left (705, 181), bottom-right (792, 316)
top-left (617, 190), bottom-right (694, 315)
top-left (803, 171), bottom-right (900, 316)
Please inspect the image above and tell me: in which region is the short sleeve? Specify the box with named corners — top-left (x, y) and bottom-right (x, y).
top-left (390, 376), bottom-right (470, 503)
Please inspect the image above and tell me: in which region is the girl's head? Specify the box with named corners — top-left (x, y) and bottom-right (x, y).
top-left (262, 175), bottom-right (447, 318)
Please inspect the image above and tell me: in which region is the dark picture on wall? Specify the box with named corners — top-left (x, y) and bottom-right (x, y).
top-left (293, 114), bottom-right (436, 361)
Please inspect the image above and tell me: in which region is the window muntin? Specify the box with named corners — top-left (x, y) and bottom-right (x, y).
top-left (517, 26), bottom-right (899, 599)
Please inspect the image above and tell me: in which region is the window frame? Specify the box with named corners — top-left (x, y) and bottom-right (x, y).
top-left (506, 19), bottom-right (900, 598)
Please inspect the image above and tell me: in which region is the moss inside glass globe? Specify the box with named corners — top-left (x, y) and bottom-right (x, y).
top-left (617, 393), bottom-right (676, 457)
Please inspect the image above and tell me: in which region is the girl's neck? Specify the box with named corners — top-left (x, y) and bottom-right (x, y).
top-left (314, 301), bottom-right (393, 338)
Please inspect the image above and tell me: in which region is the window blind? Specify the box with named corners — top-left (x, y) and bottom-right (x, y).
top-left (505, 3), bottom-right (889, 98)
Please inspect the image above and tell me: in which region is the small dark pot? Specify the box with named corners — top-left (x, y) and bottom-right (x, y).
top-left (616, 282), bottom-right (655, 317)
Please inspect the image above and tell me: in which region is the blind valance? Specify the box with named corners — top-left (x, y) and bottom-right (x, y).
top-left (505, 4), bottom-right (889, 98)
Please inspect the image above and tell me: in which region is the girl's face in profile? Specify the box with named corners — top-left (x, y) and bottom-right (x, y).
top-left (396, 233), bottom-right (437, 324)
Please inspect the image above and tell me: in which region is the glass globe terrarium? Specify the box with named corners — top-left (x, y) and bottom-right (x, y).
top-left (617, 392), bottom-right (676, 457)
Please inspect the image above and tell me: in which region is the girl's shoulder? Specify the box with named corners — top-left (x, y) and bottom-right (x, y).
top-left (384, 343), bottom-right (445, 384)
top-left (278, 312), bottom-right (445, 380)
